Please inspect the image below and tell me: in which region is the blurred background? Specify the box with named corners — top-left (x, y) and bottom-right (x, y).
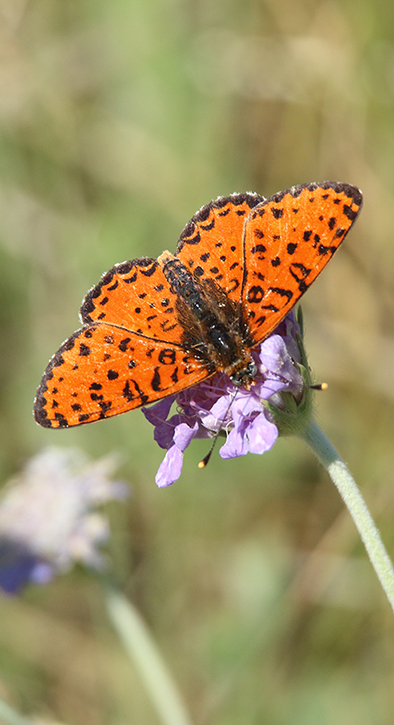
top-left (1, 0), bottom-right (394, 723)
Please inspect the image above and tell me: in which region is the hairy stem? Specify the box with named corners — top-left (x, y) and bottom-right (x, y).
top-left (301, 419), bottom-right (394, 612)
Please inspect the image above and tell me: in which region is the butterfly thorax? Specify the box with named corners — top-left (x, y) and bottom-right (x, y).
top-left (159, 251), bottom-right (257, 387)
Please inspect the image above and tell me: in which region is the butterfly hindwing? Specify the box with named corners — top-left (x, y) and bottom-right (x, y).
top-left (34, 323), bottom-right (210, 428)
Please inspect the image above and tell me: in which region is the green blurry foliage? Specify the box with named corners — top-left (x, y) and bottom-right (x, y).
top-left (1, 0), bottom-right (394, 723)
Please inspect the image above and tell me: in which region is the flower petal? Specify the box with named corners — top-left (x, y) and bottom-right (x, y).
top-left (259, 335), bottom-right (303, 391)
top-left (0, 539), bottom-right (52, 594)
top-left (0, 448), bottom-right (126, 592)
top-left (142, 311), bottom-right (307, 485)
top-left (219, 425), bottom-right (249, 459)
top-left (173, 422), bottom-right (199, 451)
top-left (155, 445), bottom-right (184, 488)
top-left (142, 397), bottom-right (174, 426)
top-left (245, 412), bottom-right (278, 454)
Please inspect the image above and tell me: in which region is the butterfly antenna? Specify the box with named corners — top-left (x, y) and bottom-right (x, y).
top-left (198, 390), bottom-right (238, 469)
top-left (309, 382), bottom-right (328, 391)
top-left (198, 438), bottom-right (217, 469)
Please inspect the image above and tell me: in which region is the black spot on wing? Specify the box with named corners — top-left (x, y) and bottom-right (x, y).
top-left (176, 192), bottom-right (265, 252)
top-left (251, 244), bottom-right (266, 255)
top-left (269, 287), bottom-right (293, 302)
top-left (271, 207), bottom-right (284, 219)
top-left (201, 219), bottom-right (215, 231)
top-left (264, 181), bottom-right (362, 210)
top-left (80, 258), bottom-right (157, 323)
top-left (79, 343), bottom-right (91, 357)
top-left (342, 204), bottom-right (358, 221)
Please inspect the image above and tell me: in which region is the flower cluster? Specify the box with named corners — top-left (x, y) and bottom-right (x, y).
top-left (143, 311), bottom-right (310, 488)
top-left (0, 448), bottom-right (128, 594)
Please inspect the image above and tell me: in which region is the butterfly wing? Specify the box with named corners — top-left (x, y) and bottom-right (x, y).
top-left (240, 181), bottom-right (363, 341)
top-left (176, 193), bottom-right (264, 302)
top-left (80, 257), bottom-right (184, 344)
top-left (34, 323), bottom-right (210, 428)
top-left (34, 182), bottom-right (363, 429)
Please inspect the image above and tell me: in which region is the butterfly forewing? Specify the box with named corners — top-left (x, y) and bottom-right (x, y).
top-left (177, 193), bottom-right (264, 303)
top-left (34, 323), bottom-right (210, 428)
top-left (241, 182), bottom-right (363, 342)
top-left (81, 258), bottom-right (184, 345)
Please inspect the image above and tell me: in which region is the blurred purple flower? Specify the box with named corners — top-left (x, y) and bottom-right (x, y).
top-left (0, 448), bottom-right (128, 594)
top-left (143, 311), bottom-right (307, 488)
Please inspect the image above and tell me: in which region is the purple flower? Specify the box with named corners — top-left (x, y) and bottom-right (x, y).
top-left (143, 311), bottom-right (309, 488)
top-left (0, 448), bottom-right (128, 594)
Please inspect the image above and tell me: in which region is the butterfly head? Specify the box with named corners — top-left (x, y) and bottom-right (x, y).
top-left (229, 358), bottom-right (258, 389)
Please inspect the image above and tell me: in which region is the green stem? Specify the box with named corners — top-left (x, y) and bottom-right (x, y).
top-left (301, 419), bottom-right (394, 612)
top-left (104, 583), bottom-right (193, 725)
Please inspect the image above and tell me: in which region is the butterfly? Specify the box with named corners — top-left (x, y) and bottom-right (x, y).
top-left (34, 181), bottom-right (362, 429)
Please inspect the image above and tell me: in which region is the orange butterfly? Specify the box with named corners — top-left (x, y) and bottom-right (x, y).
top-left (34, 181), bottom-right (362, 429)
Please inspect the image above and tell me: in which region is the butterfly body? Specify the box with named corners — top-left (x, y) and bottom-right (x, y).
top-left (158, 250), bottom-right (257, 386)
top-left (34, 182), bottom-right (362, 429)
